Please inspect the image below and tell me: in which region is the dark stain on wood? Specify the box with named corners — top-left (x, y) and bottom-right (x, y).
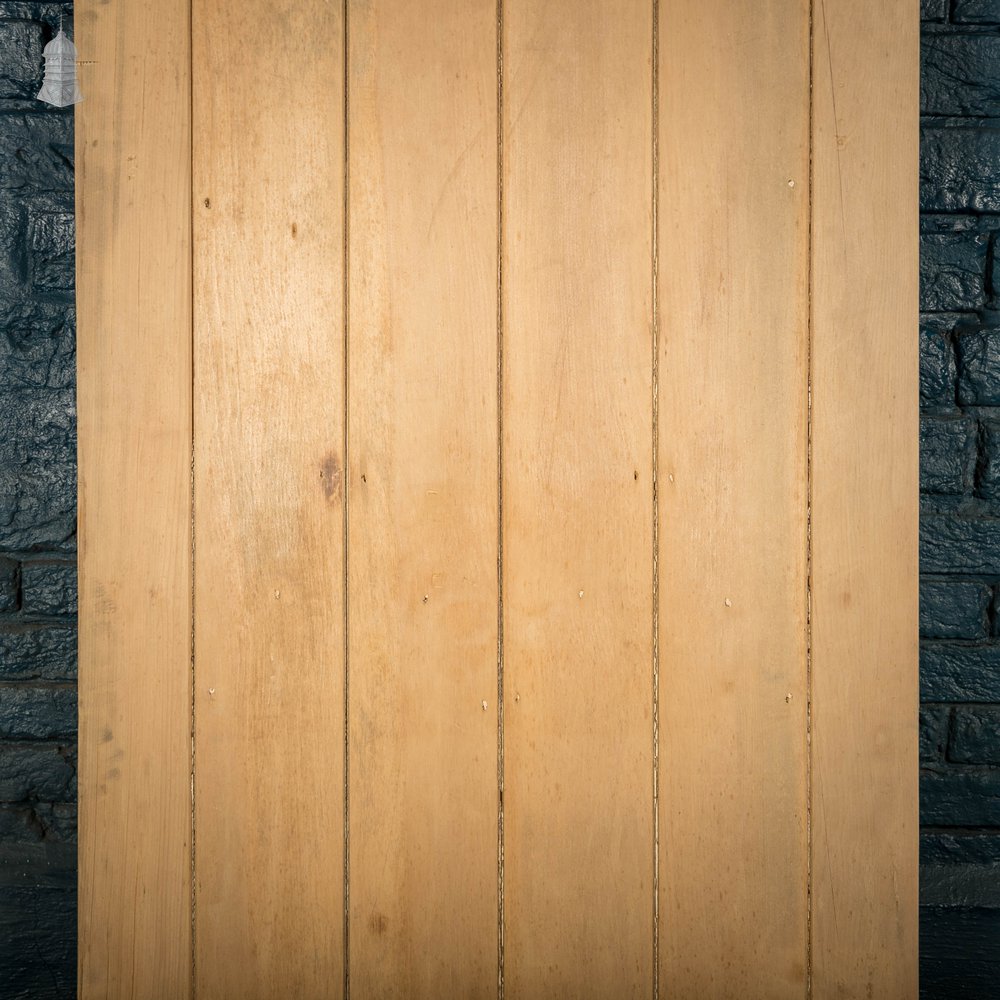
top-left (319, 453), bottom-right (342, 503)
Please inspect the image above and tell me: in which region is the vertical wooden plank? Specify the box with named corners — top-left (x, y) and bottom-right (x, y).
top-left (503, 2), bottom-right (653, 994)
top-left (810, 0), bottom-right (919, 995)
top-left (191, 2), bottom-right (344, 996)
top-left (347, 0), bottom-right (498, 995)
top-left (76, 0), bottom-right (193, 995)
top-left (658, 2), bottom-right (810, 996)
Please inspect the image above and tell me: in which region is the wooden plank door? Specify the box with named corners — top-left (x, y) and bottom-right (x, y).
top-left (76, 0), bottom-right (919, 996)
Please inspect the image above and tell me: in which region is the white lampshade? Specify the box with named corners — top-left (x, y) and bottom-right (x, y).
top-left (37, 30), bottom-right (82, 108)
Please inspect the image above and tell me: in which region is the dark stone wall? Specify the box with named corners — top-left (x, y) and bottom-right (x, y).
top-left (0, 3), bottom-right (76, 999)
top-left (921, 3), bottom-right (1000, 997)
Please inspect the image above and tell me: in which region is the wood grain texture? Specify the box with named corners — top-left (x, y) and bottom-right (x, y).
top-left (191, 2), bottom-right (345, 996)
top-left (76, 3), bottom-right (919, 991)
top-left (809, 0), bottom-right (920, 995)
top-left (346, 0), bottom-right (498, 995)
top-left (76, 0), bottom-right (193, 994)
top-left (658, 2), bottom-right (810, 996)
top-left (502, 2), bottom-right (654, 995)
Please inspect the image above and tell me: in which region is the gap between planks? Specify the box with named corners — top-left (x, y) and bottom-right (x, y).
top-left (495, 0), bottom-right (507, 995)
top-left (650, 0), bottom-right (661, 998)
top-left (342, 0), bottom-right (352, 995)
top-left (805, 1), bottom-right (817, 995)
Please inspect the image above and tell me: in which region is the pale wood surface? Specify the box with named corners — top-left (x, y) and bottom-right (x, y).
top-left (76, 0), bottom-right (193, 995)
top-left (810, 0), bottom-right (920, 995)
top-left (77, 1), bottom-right (919, 991)
top-left (346, 0), bottom-right (499, 996)
top-left (191, 1), bottom-right (346, 996)
top-left (658, 2), bottom-right (811, 996)
top-left (502, 2), bottom-right (654, 995)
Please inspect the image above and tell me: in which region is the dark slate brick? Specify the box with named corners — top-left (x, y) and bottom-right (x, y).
top-left (921, 515), bottom-right (1000, 573)
top-left (0, 802), bottom-right (74, 845)
top-left (0, 20), bottom-right (43, 100)
top-left (0, 802), bottom-right (42, 843)
top-left (921, 906), bottom-right (1000, 1000)
top-left (41, 806), bottom-right (73, 849)
top-left (922, 705), bottom-right (952, 761)
top-left (0, 684), bottom-right (75, 739)
top-left (0, 4), bottom-right (71, 21)
top-left (953, 0), bottom-right (1000, 22)
top-left (0, 113), bottom-right (73, 193)
top-left (0, 199), bottom-right (28, 302)
top-left (0, 625), bottom-right (75, 681)
top-left (922, 126), bottom-right (1000, 212)
top-left (0, 742), bottom-right (74, 801)
top-left (923, 33), bottom-right (1000, 116)
top-left (0, 837), bottom-right (74, 892)
top-left (0, 886), bottom-right (75, 999)
top-left (922, 766), bottom-right (1000, 825)
top-left (921, 492), bottom-right (970, 516)
top-left (952, 707), bottom-right (1000, 763)
top-left (958, 326), bottom-right (1000, 404)
top-left (923, 861), bottom-right (1000, 909)
top-left (10, 187), bottom-right (71, 221)
top-left (0, 557), bottom-right (16, 612)
top-left (921, 320), bottom-right (958, 407)
top-left (0, 802), bottom-right (74, 890)
top-left (27, 209), bottom-right (72, 294)
top-left (0, 302), bottom-right (74, 391)
top-left (921, 416), bottom-right (977, 493)
top-left (923, 214), bottom-right (982, 233)
top-left (0, 388), bottom-right (76, 550)
top-left (20, 561), bottom-right (75, 616)
top-left (0, 803), bottom-right (40, 841)
top-left (922, 641), bottom-right (1000, 701)
top-left (921, 579), bottom-right (991, 638)
top-left (921, 232), bottom-right (989, 311)
top-left (921, 833), bottom-right (1000, 932)
top-left (922, 0), bottom-right (949, 18)
top-left (922, 831), bottom-right (1000, 867)
top-left (30, 800), bottom-right (73, 842)
top-left (978, 418), bottom-right (1000, 500)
